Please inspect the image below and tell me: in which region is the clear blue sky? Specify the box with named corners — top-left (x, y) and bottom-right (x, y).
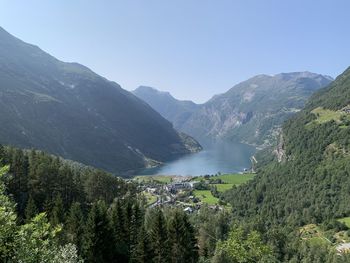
top-left (1, 0), bottom-right (349, 103)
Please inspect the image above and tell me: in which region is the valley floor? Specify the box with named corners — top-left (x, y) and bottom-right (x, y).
top-left (134, 173), bottom-right (255, 210)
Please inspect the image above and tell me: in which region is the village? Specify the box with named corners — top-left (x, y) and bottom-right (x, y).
top-left (134, 172), bottom-right (256, 213)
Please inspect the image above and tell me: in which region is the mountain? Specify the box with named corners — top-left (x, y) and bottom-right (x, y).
top-left (183, 72), bottom-right (333, 146)
top-left (217, 67), bottom-right (350, 261)
top-left (135, 73), bottom-right (333, 147)
top-left (0, 27), bottom-right (201, 175)
top-left (132, 86), bottom-right (199, 130)
top-left (225, 66), bottom-right (350, 228)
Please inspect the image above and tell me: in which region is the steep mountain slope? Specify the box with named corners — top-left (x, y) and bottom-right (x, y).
top-left (132, 86), bottom-right (199, 130)
top-left (224, 67), bottom-right (350, 227)
top-left (134, 74), bottom-right (332, 147)
top-left (0, 27), bottom-right (201, 174)
top-left (182, 72), bottom-right (333, 146)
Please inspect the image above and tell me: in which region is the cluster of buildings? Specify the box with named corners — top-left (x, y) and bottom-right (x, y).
top-left (341, 106), bottom-right (350, 114)
top-left (142, 178), bottom-right (224, 213)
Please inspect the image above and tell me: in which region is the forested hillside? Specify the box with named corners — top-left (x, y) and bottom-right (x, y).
top-left (0, 145), bottom-right (202, 262)
top-left (223, 67), bottom-right (350, 261)
top-left (0, 27), bottom-right (201, 175)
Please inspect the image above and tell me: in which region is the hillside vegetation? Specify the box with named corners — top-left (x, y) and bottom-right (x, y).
top-left (222, 67), bottom-right (350, 261)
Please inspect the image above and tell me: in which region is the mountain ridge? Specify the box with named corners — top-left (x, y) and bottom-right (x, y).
top-left (0, 26), bottom-right (201, 175)
top-left (133, 72), bottom-right (333, 146)
top-left (224, 65), bottom-right (350, 227)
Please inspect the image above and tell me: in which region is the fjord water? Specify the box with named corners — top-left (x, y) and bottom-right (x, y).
top-left (140, 142), bottom-right (256, 176)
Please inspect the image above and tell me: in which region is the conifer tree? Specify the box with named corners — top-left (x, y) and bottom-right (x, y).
top-left (168, 210), bottom-right (198, 263)
top-left (109, 199), bottom-right (129, 262)
top-left (65, 202), bottom-right (85, 254)
top-left (181, 212), bottom-right (199, 263)
top-left (0, 144), bottom-right (5, 165)
top-left (50, 194), bottom-right (65, 226)
top-left (9, 149), bottom-right (29, 214)
top-left (149, 208), bottom-right (170, 263)
top-left (130, 225), bottom-right (154, 263)
top-left (25, 195), bottom-right (38, 222)
top-left (82, 200), bottom-right (116, 262)
top-left (130, 202), bottom-right (144, 252)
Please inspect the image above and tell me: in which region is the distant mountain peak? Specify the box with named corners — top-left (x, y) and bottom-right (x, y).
top-left (135, 86), bottom-right (173, 97)
top-left (274, 71), bottom-right (333, 82)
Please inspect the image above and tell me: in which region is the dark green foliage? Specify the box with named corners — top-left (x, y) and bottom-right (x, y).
top-left (65, 202), bottom-right (85, 254)
top-left (82, 201), bottom-right (116, 262)
top-left (130, 225), bottom-right (154, 263)
top-left (109, 200), bottom-right (129, 261)
top-left (168, 210), bottom-right (198, 263)
top-left (7, 148), bottom-right (29, 214)
top-left (212, 227), bottom-right (273, 263)
top-left (222, 67), bottom-right (350, 261)
top-left (85, 170), bottom-right (128, 203)
top-left (191, 206), bottom-right (231, 258)
top-left (24, 195), bottom-right (38, 222)
top-left (0, 144), bottom-right (6, 165)
top-left (148, 209), bottom-right (170, 263)
top-left (307, 67), bottom-right (350, 111)
top-left (2, 146), bottom-right (135, 219)
top-left (50, 194), bottom-right (65, 226)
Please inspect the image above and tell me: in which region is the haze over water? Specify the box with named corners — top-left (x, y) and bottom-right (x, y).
top-left (140, 142), bottom-right (256, 176)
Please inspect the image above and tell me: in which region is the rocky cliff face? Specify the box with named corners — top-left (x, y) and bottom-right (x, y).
top-left (182, 72), bottom-right (333, 146)
top-left (135, 73), bottom-right (332, 147)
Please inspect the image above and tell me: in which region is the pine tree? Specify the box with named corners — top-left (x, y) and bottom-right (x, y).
top-left (25, 195), bottom-right (38, 222)
top-left (50, 194), bottom-right (65, 226)
top-left (168, 210), bottom-right (198, 263)
top-left (0, 144), bottom-right (5, 165)
top-left (109, 199), bottom-right (129, 262)
top-left (65, 202), bottom-right (84, 255)
top-left (130, 202), bottom-right (144, 253)
top-left (8, 149), bottom-right (29, 215)
top-left (149, 208), bottom-right (170, 263)
top-left (82, 200), bottom-right (116, 262)
top-left (130, 225), bottom-right (154, 263)
top-left (181, 212), bottom-right (198, 263)
top-left (124, 200), bottom-right (133, 255)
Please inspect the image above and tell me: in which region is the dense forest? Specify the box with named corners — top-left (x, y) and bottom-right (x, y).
top-left (223, 68), bottom-right (350, 261)
top-left (0, 145), bottom-right (202, 262)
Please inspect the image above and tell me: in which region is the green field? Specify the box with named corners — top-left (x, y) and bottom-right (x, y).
top-left (215, 173), bottom-right (255, 184)
top-left (307, 236), bottom-right (330, 246)
top-left (311, 107), bottom-right (343, 124)
top-left (214, 183), bottom-right (234, 192)
top-left (299, 223), bottom-right (350, 247)
top-left (193, 190), bottom-right (219, 205)
top-left (194, 173), bottom-right (255, 184)
top-left (193, 173), bottom-right (255, 194)
top-left (134, 175), bottom-right (172, 183)
top-left (338, 217), bottom-right (350, 228)
top-left (143, 192), bottom-right (157, 205)
top-left (299, 224), bottom-right (332, 245)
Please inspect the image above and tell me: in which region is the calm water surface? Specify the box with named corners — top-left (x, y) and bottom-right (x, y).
top-left (140, 142), bottom-right (256, 176)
